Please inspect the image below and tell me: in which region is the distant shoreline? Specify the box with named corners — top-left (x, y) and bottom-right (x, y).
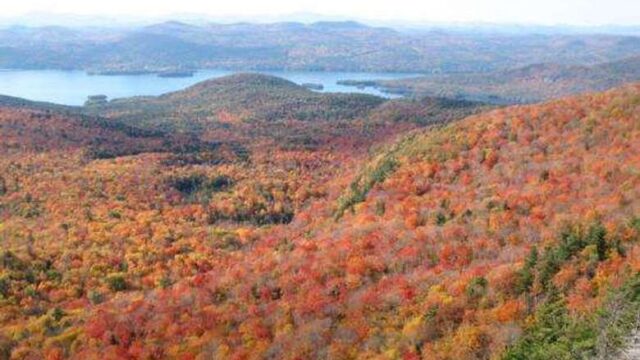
top-left (87, 70), bottom-right (195, 78)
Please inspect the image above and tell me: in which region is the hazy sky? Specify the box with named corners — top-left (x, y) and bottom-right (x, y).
top-left (3, 0), bottom-right (640, 26)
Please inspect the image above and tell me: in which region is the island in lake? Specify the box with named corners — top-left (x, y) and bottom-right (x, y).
top-left (84, 94), bottom-right (108, 106)
top-left (157, 70), bottom-right (195, 78)
top-left (301, 83), bottom-right (324, 90)
top-left (87, 69), bottom-right (195, 78)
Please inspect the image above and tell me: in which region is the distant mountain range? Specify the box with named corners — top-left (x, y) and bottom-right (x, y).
top-left (2, 12), bottom-right (640, 35)
top-left (1, 20), bottom-right (640, 73)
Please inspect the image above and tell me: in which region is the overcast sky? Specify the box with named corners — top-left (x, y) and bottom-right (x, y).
top-left (3, 0), bottom-right (640, 26)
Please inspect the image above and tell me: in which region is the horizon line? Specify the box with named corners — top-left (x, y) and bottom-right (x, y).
top-left (0, 11), bottom-right (639, 29)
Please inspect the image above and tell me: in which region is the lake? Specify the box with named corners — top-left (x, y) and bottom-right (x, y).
top-left (0, 69), bottom-right (419, 106)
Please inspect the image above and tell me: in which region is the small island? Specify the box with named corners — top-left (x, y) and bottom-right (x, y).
top-left (336, 80), bottom-right (378, 89)
top-left (87, 70), bottom-right (155, 76)
top-left (86, 69), bottom-right (195, 78)
top-left (84, 94), bottom-right (108, 106)
top-left (157, 70), bottom-right (195, 78)
top-left (301, 83), bottom-right (324, 91)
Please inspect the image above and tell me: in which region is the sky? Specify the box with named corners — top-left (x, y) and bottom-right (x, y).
top-left (2, 0), bottom-right (639, 26)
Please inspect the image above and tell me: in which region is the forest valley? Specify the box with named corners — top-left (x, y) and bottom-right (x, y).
top-left (0, 74), bottom-right (639, 359)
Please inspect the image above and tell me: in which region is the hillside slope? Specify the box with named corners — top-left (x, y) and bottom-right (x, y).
top-left (0, 95), bottom-right (77, 113)
top-left (37, 84), bottom-right (639, 359)
top-left (0, 81), bottom-right (470, 359)
top-left (0, 106), bottom-right (218, 159)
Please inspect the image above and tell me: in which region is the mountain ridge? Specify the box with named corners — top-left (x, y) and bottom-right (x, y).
top-left (2, 21), bottom-right (640, 73)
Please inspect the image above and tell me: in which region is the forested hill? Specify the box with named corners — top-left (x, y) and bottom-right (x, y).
top-left (84, 73), bottom-right (386, 131)
top-left (1, 21), bottom-right (640, 73)
top-left (80, 73), bottom-right (488, 150)
top-left (0, 72), bottom-right (489, 153)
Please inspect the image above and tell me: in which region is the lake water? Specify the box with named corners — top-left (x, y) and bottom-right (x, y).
top-left (0, 69), bottom-right (418, 106)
